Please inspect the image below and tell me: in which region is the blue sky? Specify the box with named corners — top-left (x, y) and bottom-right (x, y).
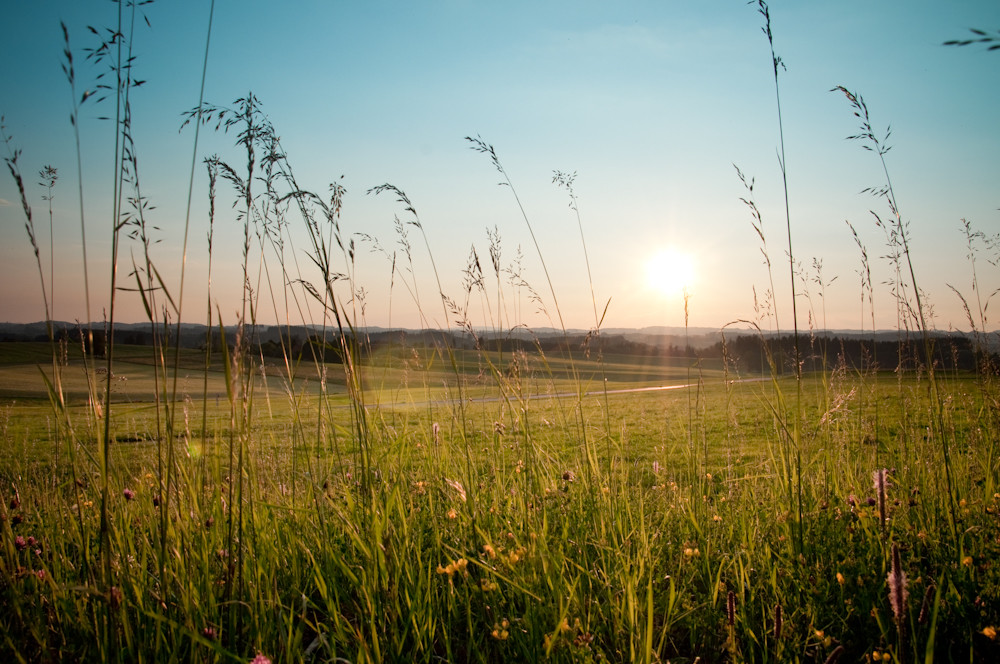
top-left (2, 0), bottom-right (998, 332)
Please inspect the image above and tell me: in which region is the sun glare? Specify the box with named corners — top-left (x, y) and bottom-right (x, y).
top-left (646, 247), bottom-right (696, 299)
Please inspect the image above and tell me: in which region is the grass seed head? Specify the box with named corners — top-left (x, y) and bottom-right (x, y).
top-left (918, 584), bottom-right (934, 624)
top-left (888, 544), bottom-right (909, 623)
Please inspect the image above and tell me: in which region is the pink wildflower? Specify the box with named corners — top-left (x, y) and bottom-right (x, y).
top-left (888, 544), bottom-right (909, 623)
top-left (874, 468), bottom-right (888, 532)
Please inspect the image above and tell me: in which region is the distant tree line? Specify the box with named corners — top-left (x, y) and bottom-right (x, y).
top-left (476, 331), bottom-right (993, 375)
top-left (3, 323), bottom-right (994, 376)
top-left (706, 333), bottom-right (991, 375)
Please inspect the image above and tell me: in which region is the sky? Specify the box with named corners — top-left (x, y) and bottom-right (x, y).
top-left (1, 0), bottom-right (999, 334)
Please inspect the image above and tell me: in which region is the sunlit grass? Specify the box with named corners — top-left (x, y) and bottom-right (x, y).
top-left (2, 357), bottom-right (999, 662)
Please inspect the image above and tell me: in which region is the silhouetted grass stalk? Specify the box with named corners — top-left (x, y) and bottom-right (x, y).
top-left (467, 136), bottom-right (596, 491)
top-left (834, 85), bottom-right (958, 547)
top-left (553, 170), bottom-right (610, 488)
top-left (757, 0), bottom-right (805, 554)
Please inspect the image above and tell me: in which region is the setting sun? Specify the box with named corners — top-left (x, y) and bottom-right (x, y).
top-left (646, 247), bottom-right (696, 299)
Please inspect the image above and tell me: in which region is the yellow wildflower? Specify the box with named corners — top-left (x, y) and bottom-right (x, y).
top-left (507, 547), bottom-right (526, 565)
top-left (982, 626), bottom-right (997, 640)
top-left (836, 572), bottom-right (845, 586)
top-left (437, 558), bottom-right (469, 578)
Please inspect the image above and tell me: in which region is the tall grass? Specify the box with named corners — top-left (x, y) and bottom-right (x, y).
top-left (753, 0), bottom-right (805, 557)
top-left (1, 3), bottom-right (999, 664)
top-left (833, 84), bottom-right (960, 549)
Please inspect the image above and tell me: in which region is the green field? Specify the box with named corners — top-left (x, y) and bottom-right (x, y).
top-left (1, 339), bottom-right (998, 663)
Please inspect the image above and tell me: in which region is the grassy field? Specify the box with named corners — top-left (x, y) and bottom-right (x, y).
top-left (1, 340), bottom-right (998, 663)
top-left (3, 2), bottom-right (999, 661)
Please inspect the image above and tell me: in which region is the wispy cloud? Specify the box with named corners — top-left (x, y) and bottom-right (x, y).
top-left (0, 198), bottom-right (13, 207)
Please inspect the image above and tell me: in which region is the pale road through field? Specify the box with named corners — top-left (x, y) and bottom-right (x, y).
top-left (373, 377), bottom-right (770, 410)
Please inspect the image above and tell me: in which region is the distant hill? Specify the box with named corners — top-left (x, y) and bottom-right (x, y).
top-left (1, 321), bottom-right (993, 339)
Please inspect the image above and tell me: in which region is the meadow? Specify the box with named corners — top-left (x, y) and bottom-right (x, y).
top-left (2, 1), bottom-right (1000, 662)
top-left (1, 336), bottom-right (999, 663)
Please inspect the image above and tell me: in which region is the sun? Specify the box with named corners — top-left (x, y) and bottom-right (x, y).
top-left (646, 247), bottom-right (696, 299)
